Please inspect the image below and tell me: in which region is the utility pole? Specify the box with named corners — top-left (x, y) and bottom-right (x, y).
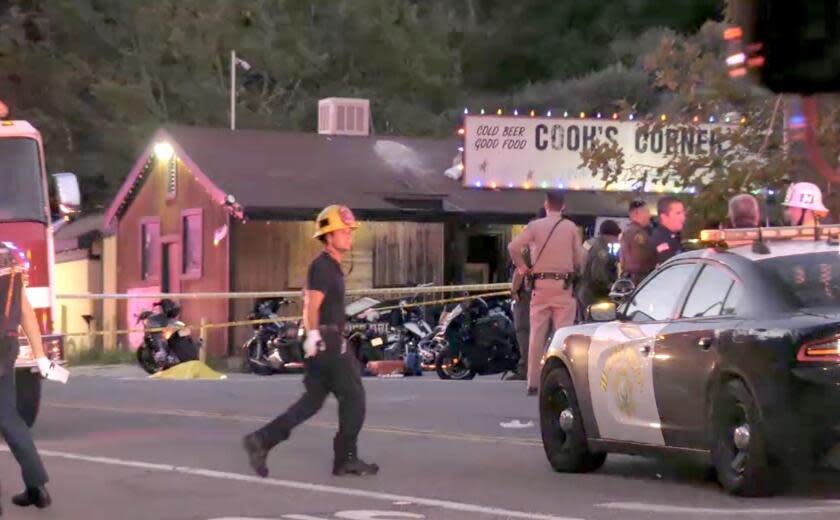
top-left (230, 50), bottom-right (236, 130)
top-left (229, 50), bottom-right (252, 130)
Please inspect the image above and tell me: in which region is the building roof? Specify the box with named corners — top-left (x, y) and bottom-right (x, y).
top-left (54, 213), bottom-right (109, 253)
top-left (105, 126), bottom-right (654, 228)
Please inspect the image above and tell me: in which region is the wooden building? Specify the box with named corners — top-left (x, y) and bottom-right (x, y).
top-left (53, 213), bottom-right (118, 354)
top-left (104, 126), bottom-right (643, 356)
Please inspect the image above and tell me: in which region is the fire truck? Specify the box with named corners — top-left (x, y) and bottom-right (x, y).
top-left (0, 99), bottom-right (79, 426)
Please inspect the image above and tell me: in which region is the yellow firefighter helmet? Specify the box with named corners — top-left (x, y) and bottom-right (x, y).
top-left (313, 205), bottom-right (360, 239)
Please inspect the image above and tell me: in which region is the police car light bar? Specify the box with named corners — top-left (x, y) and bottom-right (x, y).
top-left (699, 224), bottom-right (840, 244)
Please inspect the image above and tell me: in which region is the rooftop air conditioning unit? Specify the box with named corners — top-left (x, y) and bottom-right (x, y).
top-left (318, 98), bottom-right (370, 136)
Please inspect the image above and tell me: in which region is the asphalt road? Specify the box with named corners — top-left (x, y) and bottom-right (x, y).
top-left (1, 365), bottom-right (838, 520)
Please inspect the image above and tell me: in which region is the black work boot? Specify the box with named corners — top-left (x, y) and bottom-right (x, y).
top-left (333, 437), bottom-right (379, 476)
top-left (333, 453), bottom-right (379, 476)
top-left (12, 486), bottom-right (51, 509)
top-left (242, 432), bottom-right (270, 478)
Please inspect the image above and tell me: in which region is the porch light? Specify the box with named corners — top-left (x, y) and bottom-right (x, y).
top-left (154, 141), bottom-right (174, 162)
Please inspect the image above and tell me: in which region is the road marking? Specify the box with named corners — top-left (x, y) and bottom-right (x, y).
top-left (211, 512), bottom-right (425, 520)
top-left (598, 501), bottom-right (840, 515)
top-left (0, 447), bottom-right (582, 520)
top-left (500, 420), bottom-right (534, 429)
top-left (45, 402), bottom-right (542, 447)
top-left (334, 512), bottom-right (424, 519)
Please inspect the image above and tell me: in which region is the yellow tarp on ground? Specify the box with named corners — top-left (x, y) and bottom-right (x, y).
top-left (149, 361), bottom-right (228, 380)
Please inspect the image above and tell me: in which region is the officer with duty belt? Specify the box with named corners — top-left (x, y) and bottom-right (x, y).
top-left (619, 199), bottom-right (655, 285)
top-left (508, 191), bottom-right (582, 396)
top-left (244, 205), bottom-right (378, 478)
top-left (0, 243), bottom-right (52, 511)
top-left (506, 207), bottom-right (546, 381)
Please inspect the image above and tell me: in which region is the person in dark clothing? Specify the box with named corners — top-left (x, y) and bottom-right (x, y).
top-left (619, 199), bottom-right (655, 285)
top-left (243, 205), bottom-right (378, 477)
top-left (0, 242), bottom-right (52, 511)
top-left (650, 196), bottom-right (686, 265)
top-left (578, 219), bottom-right (621, 312)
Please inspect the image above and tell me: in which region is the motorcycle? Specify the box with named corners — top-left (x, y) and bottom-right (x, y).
top-left (345, 297), bottom-right (398, 365)
top-left (135, 299), bottom-right (202, 374)
top-left (345, 290), bottom-right (434, 375)
top-left (432, 297), bottom-right (518, 380)
top-left (242, 298), bottom-right (304, 375)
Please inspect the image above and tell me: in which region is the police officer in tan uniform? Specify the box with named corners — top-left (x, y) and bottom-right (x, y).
top-left (619, 199), bottom-right (655, 285)
top-left (508, 191), bottom-right (582, 395)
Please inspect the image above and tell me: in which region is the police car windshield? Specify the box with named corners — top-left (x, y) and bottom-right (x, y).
top-left (758, 251), bottom-right (840, 308)
top-left (0, 137), bottom-right (46, 223)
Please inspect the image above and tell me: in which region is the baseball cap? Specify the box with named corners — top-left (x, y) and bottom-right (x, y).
top-left (629, 199), bottom-right (647, 211)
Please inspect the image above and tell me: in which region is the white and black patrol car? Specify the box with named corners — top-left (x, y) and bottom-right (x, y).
top-left (539, 225), bottom-right (840, 496)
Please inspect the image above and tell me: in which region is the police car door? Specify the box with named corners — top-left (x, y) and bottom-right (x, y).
top-left (587, 263), bottom-right (697, 446)
top-left (652, 263), bottom-right (743, 449)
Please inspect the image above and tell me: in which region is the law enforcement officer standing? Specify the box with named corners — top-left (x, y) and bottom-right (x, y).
top-left (619, 200), bottom-right (655, 285)
top-left (505, 207), bottom-right (546, 381)
top-left (578, 219), bottom-right (621, 312)
top-left (243, 205), bottom-right (378, 477)
top-left (0, 242), bottom-right (52, 511)
top-left (650, 196), bottom-right (686, 265)
top-left (508, 191), bottom-right (582, 396)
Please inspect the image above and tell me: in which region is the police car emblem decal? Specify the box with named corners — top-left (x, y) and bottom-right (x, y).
top-left (600, 343), bottom-right (644, 417)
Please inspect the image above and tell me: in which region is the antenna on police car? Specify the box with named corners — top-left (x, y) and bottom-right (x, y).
top-left (751, 227), bottom-right (771, 255)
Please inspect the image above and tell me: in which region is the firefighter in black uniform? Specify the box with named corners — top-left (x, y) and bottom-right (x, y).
top-left (650, 196), bottom-right (686, 265)
top-left (243, 205), bottom-right (378, 477)
top-left (0, 243), bottom-right (52, 511)
top-left (619, 200), bottom-right (655, 285)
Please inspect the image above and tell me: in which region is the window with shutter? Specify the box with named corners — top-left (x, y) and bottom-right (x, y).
top-left (140, 218), bottom-right (161, 281)
top-left (181, 209), bottom-right (203, 279)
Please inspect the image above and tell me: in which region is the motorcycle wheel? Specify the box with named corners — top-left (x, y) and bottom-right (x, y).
top-left (435, 347), bottom-right (476, 380)
top-left (245, 339), bottom-right (274, 376)
top-left (136, 346), bottom-right (158, 374)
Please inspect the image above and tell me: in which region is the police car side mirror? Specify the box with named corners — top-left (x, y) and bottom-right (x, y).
top-left (588, 302), bottom-right (617, 322)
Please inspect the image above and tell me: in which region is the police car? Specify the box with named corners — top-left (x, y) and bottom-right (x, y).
top-left (539, 225), bottom-right (840, 496)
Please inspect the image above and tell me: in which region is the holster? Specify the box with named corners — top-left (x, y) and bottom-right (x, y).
top-left (523, 255), bottom-right (534, 292)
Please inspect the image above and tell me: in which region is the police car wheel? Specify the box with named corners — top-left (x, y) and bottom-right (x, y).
top-left (711, 379), bottom-right (782, 496)
top-left (540, 364), bottom-right (606, 473)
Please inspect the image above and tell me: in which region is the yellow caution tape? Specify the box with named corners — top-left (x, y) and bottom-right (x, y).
top-left (58, 289), bottom-right (511, 339)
